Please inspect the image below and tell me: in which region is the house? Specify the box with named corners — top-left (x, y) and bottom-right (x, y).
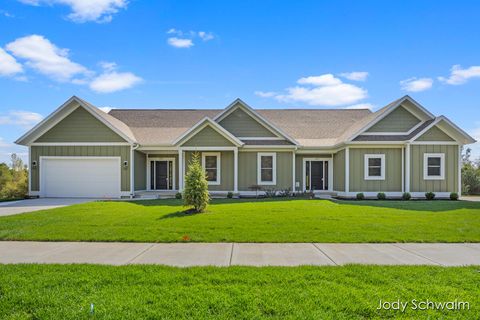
top-left (15, 95), bottom-right (476, 199)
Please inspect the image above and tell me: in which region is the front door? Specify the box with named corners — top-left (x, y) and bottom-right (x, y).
top-left (150, 160), bottom-right (173, 190)
top-left (305, 160), bottom-right (329, 191)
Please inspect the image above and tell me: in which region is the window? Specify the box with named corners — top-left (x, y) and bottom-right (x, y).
top-left (201, 152), bottom-right (221, 185)
top-left (364, 154), bottom-right (385, 180)
top-left (424, 153), bottom-right (445, 180)
top-left (257, 152), bottom-right (276, 185)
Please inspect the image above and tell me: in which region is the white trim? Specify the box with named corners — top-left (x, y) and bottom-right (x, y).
top-left (147, 157), bottom-right (176, 191)
top-left (401, 147), bottom-right (405, 192)
top-left (411, 141), bottom-right (460, 145)
top-left (179, 151), bottom-right (184, 192)
top-left (30, 142), bottom-right (131, 146)
top-left (130, 146), bottom-right (134, 197)
top-left (257, 152), bottom-right (276, 185)
top-left (347, 141), bottom-right (405, 146)
top-left (28, 145), bottom-right (32, 195)
top-left (241, 145), bottom-right (296, 149)
top-left (359, 121), bottom-right (425, 136)
top-left (173, 117), bottom-right (243, 147)
top-left (292, 152), bottom-right (296, 192)
top-left (410, 192), bottom-right (452, 198)
top-left (234, 148), bottom-right (238, 193)
top-left (458, 145), bottom-right (462, 194)
top-left (179, 146), bottom-right (237, 151)
top-left (39, 156), bottom-right (122, 198)
top-left (302, 157), bottom-right (332, 192)
top-left (213, 99), bottom-right (299, 145)
top-left (364, 154), bottom-right (385, 180)
top-left (345, 147), bottom-right (350, 193)
top-left (237, 137), bottom-right (284, 140)
top-left (409, 116), bottom-right (475, 144)
top-left (202, 152), bottom-right (221, 185)
top-left (423, 153), bottom-right (445, 180)
top-left (405, 143), bottom-right (411, 192)
top-left (337, 191), bottom-right (403, 198)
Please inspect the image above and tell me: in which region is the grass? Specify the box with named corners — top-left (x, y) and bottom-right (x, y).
top-left (0, 264), bottom-right (478, 319)
top-left (0, 198), bottom-right (479, 242)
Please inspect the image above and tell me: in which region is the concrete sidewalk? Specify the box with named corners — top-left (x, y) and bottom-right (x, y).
top-left (0, 242), bottom-right (479, 266)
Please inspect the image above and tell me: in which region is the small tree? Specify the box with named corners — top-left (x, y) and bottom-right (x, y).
top-left (183, 152), bottom-right (210, 212)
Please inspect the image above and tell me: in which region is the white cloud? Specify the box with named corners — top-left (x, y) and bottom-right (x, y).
top-left (167, 37), bottom-right (194, 48)
top-left (18, 0), bottom-right (128, 23)
top-left (268, 74), bottom-right (367, 107)
top-left (89, 71), bottom-right (142, 93)
top-left (339, 71), bottom-right (369, 81)
top-left (0, 110), bottom-right (43, 129)
top-left (438, 65), bottom-right (480, 85)
top-left (254, 91), bottom-right (277, 98)
top-left (345, 103), bottom-right (374, 110)
top-left (400, 77), bottom-right (433, 92)
top-left (6, 34), bottom-right (90, 82)
top-left (99, 61), bottom-right (117, 72)
top-left (98, 106), bottom-right (112, 113)
top-left (0, 48), bottom-right (23, 76)
top-left (467, 125), bottom-right (480, 161)
top-left (198, 31), bottom-right (214, 41)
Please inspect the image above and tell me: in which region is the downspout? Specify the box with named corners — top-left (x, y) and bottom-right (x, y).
top-left (130, 143), bottom-right (140, 198)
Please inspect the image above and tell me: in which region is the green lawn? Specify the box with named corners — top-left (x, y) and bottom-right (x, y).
top-left (0, 199), bottom-right (479, 242)
top-left (0, 264), bottom-right (478, 319)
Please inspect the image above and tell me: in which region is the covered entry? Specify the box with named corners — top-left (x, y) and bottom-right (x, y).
top-left (147, 158), bottom-right (175, 190)
top-left (303, 158), bottom-right (332, 191)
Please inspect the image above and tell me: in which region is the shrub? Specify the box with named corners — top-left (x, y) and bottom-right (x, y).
top-left (183, 152), bottom-right (210, 213)
top-left (356, 193), bottom-right (364, 200)
top-left (279, 188), bottom-right (292, 197)
top-left (227, 191), bottom-right (233, 199)
top-left (264, 188), bottom-right (277, 198)
top-left (377, 192), bottom-right (386, 200)
top-left (450, 192), bottom-right (459, 201)
top-left (175, 192), bottom-right (182, 199)
top-left (425, 192), bottom-right (435, 200)
top-left (402, 192), bottom-right (411, 201)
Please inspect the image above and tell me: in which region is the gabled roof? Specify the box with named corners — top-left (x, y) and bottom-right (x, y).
top-left (409, 116), bottom-right (476, 144)
top-left (214, 99), bottom-right (299, 145)
top-left (173, 117), bottom-right (244, 147)
top-left (15, 96), bottom-right (136, 145)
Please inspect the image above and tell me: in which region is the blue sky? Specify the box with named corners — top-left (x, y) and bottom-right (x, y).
top-left (0, 0), bottom-right (479, 164)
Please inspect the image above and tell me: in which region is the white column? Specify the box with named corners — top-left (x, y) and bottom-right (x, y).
top-left (405, 143), bottom-right (410, 193)
top-left (28, 145), bottom-right (32, 196)
top-left (178, 149), bottom-right (184, 192)
top-left (130, 145), bottom-right (134, 198)
top-left (233, 148), bottom-right (238, 193)
top-left (345, 147), bottom-right (350, 193)
top-left (458, 145), bottom-right (462, 194)
top-left (292, 151), bottom-right (296, 192)
top-left (401, 147), bottom-right (405, 192)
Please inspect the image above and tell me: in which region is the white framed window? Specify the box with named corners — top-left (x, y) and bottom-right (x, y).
top-left (257, 152), bottom-right (276, 185)
top-left (423, 153), bottom-right (445, 180)
top-left (364, 154), bottom-right (385, 180)
top-left (201, 152), bottom-right (221, 185)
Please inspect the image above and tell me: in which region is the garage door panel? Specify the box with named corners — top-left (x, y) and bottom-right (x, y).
top-left (41, 158), bottom-right (121, 198)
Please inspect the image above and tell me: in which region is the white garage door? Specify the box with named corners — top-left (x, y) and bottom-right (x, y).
top-left (41, 157), bottom-right (121, 198)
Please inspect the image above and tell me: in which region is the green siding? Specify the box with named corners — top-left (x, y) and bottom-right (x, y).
top-left (410, 145), bottom-right (459, 193)
top-left (239, 152), bottom-right (292, 191)
top-left (134, 151), bottom-right (146, 191)
top-left (333, 150), bottom-right (345, 192)
top-left (294, 154), bottom-right (332, 192)
top-left (219, 108), bottom-right (276, 137)
top-left (366, 106), bottom-right (420, 132)
top-left (30, 146), bottom-right (130, 192)
top-left (349, 148), bottom-right (402, 192)
top-left (416, 126), bottom-right (454, 141)
top-left (36, 107), bottom-right (126, 142)
top-left (184, 151), bottom-right (233, 191)
top-left (182, 126), bottom-right (235, 147)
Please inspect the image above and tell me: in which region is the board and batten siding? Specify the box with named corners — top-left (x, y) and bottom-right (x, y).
top-left (30, 146), bottom-right (130, 192)
top-left (35, 107), bottom-right (126, 143)
top-left (410, 145), bottom-right (459, 193)
top-left (181, 126), bottom-right (235, 147)
top-left (218, 108), bottom-right (276, 137)
top-left (134, 151), bottom-right (146, 191)
top-left (239, 151), bottom-right (292, 191)
top-left (416, 126), bottom-right (454, 141)
top-left (366, 106), bottom-right (420, 133)
top-left (333, 149), bottom-right (345, 192)
top-left (184, 151), bottom-right (233, 191)
top-left (349, 148), bottom-right (402, 192)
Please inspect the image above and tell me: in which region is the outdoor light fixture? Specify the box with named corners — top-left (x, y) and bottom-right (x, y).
top-left (123, 160), bottom-right (128, 168)
top-left (32, 160), bottom-right (37, 168)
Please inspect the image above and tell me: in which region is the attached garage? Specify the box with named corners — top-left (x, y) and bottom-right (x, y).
top-left (40, 157), bottom-right (121, 198)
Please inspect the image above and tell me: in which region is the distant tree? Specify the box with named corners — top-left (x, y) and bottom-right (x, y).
top-left (462, 147), bottom-right (472, 164)
top-left (0, 153), bottom-right (28, 200)
top-left (183, 152), bottom-right (210, 213)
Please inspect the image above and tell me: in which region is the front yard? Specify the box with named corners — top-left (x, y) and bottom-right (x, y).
top-left (0, 199), bottom-right (478, 242)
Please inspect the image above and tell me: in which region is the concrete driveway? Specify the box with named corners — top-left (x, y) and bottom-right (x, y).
top-left (0, 198), bottom-right (94, 216)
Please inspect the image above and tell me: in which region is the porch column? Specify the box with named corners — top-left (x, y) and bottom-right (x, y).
top-left (292, 151), bottom-right (296, 192)
top-left (233, 148), bottom-right (238, 193)
top-left (405, 143), bottom-right (410, 193)
top-left (345, 147), bottom-right (350, 193)
top-left (130, 145), bottom-right (134, 198)
top-left (179, 149), bottom-right (184, 192)
top-left (458, 145), bottom-right (462, 194)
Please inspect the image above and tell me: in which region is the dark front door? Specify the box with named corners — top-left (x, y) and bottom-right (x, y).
top-left (155, 161), bottom-right (168, 190)
top-left (310, 161), bottom-right (324, 191)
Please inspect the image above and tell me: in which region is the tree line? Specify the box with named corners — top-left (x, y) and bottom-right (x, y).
top-left (0, 154), bottom-right (28, 200)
